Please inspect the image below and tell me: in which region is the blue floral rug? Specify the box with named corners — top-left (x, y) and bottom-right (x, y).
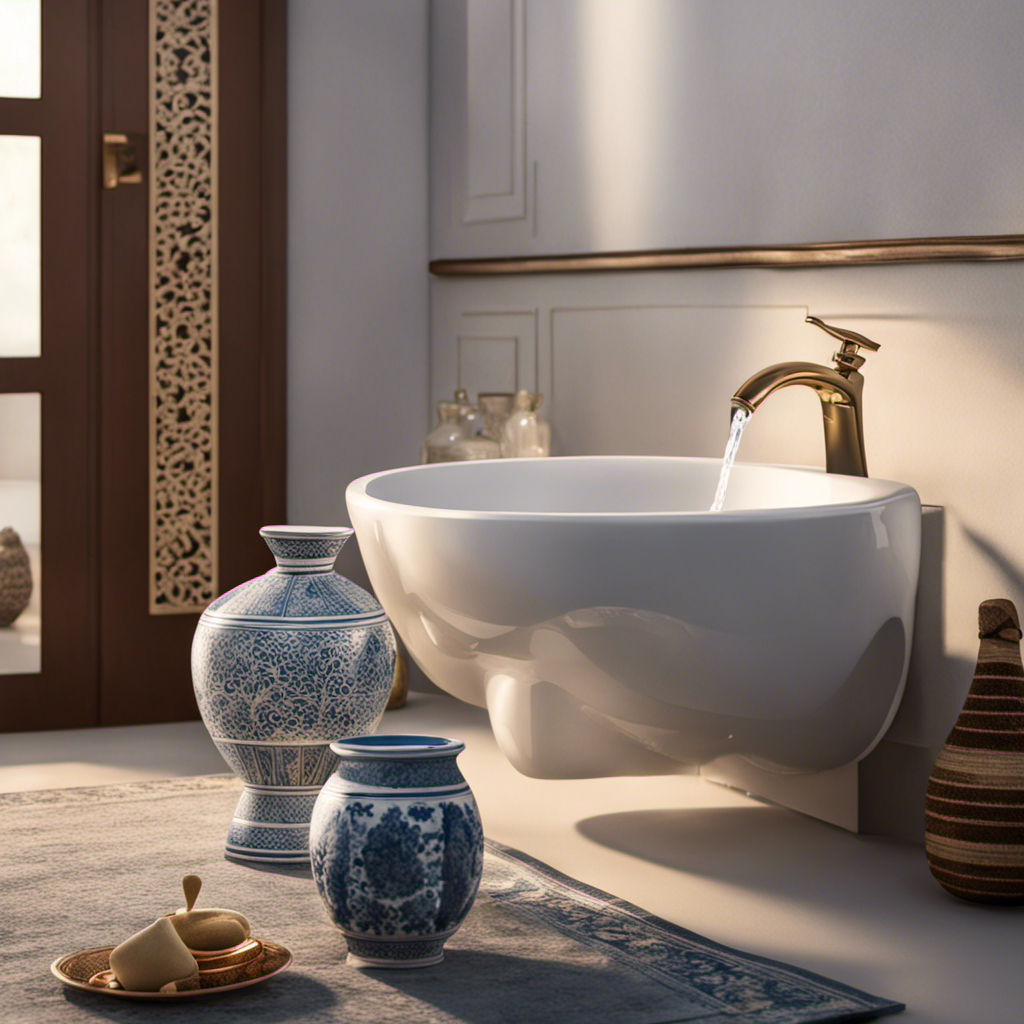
top-left (2, 776), bottom-right (902, 1023)
top-left (484, 840), bottom-right (902, 1024)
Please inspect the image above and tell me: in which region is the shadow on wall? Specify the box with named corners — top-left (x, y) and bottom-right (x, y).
top-left (963, 524), bottom-right (1024, 598)
top-left (859, 506), bottom-right (973, 840)
top-left (884, 507), bottom-right (974, 739)
top-left (878, 505), bottom-right (1024, 753)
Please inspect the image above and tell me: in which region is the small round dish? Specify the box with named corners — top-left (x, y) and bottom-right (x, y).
top-left (50, 938), bottom-right (291, 1000)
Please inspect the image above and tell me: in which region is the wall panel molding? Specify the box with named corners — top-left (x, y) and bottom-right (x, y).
top-left (439, 309), bottom-right (538, 404)
top-left (457, 334), bottom-right (520, 395)
top-left (461, 0), bottom-right (526, 224)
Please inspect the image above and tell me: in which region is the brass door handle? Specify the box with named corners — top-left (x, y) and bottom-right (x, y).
top-left (102, 133), bottom-right (144, 189)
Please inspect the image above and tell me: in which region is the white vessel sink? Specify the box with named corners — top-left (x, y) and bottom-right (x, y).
top-left (347, 457), bottom-right (921, 778)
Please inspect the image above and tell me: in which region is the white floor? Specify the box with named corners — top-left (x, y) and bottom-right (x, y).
top-left (3, 692), bottom-right (1021, 1023)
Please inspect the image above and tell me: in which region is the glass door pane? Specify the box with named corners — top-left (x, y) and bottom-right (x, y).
top-left (0, 134), bottom-right (41, 357)
top-left (0, 392), bottom-right (41, 675)
top-left (0, 0), bottom-right (41, 98)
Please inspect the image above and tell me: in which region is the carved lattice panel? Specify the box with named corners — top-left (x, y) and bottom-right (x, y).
top-left (149, 0), bottom-right (218, 613)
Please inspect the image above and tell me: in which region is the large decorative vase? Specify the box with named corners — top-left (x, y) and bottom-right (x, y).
top-left (0, 526), bottom-right (32, 627)
top-left (925, 598), bottom-right (1024, 904)
top-left (191, 526), bottom-right (396, 864)
top-left (309, 735), bottom-right (485, 968)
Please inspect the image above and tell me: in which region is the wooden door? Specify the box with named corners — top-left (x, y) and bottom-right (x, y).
top-left (1, 0), bottom-right (98, 728)
top-left (0, 0), bottom-right (285, 732)
top-left (97, 0), bottom-right (286, 726)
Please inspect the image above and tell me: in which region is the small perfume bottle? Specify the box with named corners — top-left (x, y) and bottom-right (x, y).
top-left (500, 391), bottom-right (551, 458)
top-left (421, 400), bottom-right (466, 463)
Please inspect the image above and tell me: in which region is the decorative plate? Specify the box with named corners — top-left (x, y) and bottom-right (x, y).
top-left (50, 938), bottom-right (291, 1000)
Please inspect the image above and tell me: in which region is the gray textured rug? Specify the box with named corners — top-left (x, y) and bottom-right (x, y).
top-left (1, 775), bottom-right (902, 1023)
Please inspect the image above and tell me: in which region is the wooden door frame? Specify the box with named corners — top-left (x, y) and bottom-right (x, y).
top-left (1, 0), bottom-right (101, 730)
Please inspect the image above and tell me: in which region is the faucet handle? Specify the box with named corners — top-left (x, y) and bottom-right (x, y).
top-left (806, 315), bottom-right (880, 375)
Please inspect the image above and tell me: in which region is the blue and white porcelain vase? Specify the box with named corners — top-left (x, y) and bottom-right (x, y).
top-left (191, 526), bottom-right (396, 864)
top-left (309, 735), bottom-right (484, 968)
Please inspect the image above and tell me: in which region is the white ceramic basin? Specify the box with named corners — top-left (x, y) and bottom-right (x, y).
top-left (347, 457), bottom-right (921, 778)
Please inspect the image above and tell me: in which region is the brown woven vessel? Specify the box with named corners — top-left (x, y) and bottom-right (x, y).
top-left (0, 526), bottom-right (32, 627)
top-left (925, 598), bottom-right (1024, 904)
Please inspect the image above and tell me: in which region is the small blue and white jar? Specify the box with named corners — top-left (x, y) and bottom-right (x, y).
top-left (310, 735), bottom-right (484, 968)
top-left (191, 526), bottom-right (396, 864)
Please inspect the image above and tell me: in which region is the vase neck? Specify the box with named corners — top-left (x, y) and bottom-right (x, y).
top-left (328, 736), bottom-right (467, 790)
top-left (259, 526), bottom-right (352, 575)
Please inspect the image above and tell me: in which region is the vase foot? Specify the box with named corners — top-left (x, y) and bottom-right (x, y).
top-left (343, 935), bottom-right (449, 969)
top-left (224, 784), bottom-right (320, 864)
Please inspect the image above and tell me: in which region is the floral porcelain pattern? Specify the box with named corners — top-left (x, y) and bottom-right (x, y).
top-left (262, 535), bottom-right (349, 561)
top-left (312, 795), bottom-right (483, 938)
top-left (213, 740), bottom-right (341, 788)
top-left (203, 570), bottom-right (383, 620)
top-left (309, 738), bottom-right (484, 966)
top-left (191, 527), bottom-right (397, 864)
top-left (233, 787), bottom-right (320, 824)
top-left (331, 758), bottom-right (464, 790)
top-left (192, 625), bottom-right (393, 744)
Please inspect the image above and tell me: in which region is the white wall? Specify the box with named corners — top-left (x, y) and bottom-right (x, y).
top-left (433, 0), bottom-right (1024, 258)
top-left (428, 0), bottom-right (1024, 831)
top-left (283, 1), bottom-right (1024, 802)
top-left (287, 0), bottom-right (430, 526)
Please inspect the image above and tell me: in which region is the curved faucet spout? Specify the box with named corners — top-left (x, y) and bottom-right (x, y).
top-left (732, 361), bottom-right (861, 415)
top-left (731, 318), bottom-right (880, 477)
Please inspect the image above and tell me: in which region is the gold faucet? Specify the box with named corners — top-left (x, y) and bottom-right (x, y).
top-left (731, 316), bottom-right (881, 477)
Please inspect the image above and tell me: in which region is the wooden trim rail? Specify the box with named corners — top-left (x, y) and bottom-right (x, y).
top-left (430, 235), bottom-right (1024, 276)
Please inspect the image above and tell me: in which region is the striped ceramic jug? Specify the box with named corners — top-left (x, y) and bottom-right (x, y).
top-left (925, 598), bottom-right (1024, 903)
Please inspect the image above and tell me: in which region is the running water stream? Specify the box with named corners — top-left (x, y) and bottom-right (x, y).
top-left (710, 407), bottom-right (751, 511)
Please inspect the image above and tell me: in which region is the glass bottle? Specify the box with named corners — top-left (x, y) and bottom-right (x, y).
top-left (421, 401), bottom-right (466, 463)
top-left (448, 434), bottom-right (501, 461)
top-left (477, 392), bottom-right (516, 442)
top-left (500, 391), bottom-right (551, 458)
top-left (454, 387), bottom-right (485, 438)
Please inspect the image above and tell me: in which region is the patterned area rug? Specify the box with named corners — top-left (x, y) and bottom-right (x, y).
top-left (1, 775), bottom-right (902, 1023)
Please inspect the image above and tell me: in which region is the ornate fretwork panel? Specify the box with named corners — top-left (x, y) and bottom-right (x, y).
top-left (149, 0), bottom-right (218, 613)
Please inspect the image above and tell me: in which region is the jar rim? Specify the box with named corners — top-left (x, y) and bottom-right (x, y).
top-left (259, 525), bottom-right (353, 539)
top-left (330, 734), bottom-right (464, 759)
